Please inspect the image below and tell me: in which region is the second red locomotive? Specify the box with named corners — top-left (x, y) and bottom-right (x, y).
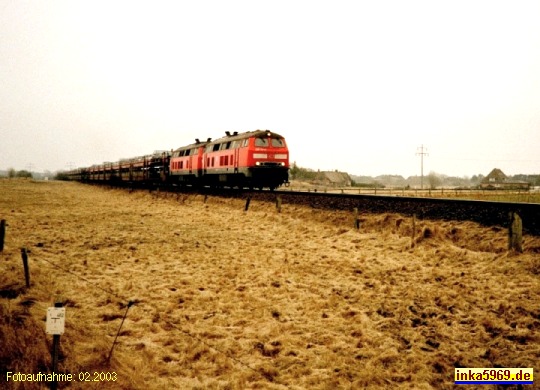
top-left (67, 129), bottom-right (290, 190)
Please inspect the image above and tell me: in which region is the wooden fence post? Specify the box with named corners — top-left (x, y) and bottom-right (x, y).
top-left (21, 248), bottom-right (30, 288)
top-left (276, 195), bottom-right (282, 213)
top-left (353, 207), bottom-right (360, 229)
top-left (508, 212), bottom-right (523, 252)
top-left (411, 214), bottom-right (416, 247)
top-left (0, 219), bottom-right (5, 252)
top-left (244, 196), bottom-right (251, 211)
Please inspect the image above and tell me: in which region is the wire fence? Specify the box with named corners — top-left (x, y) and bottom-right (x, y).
top-left (3, 247), bottom-right (293, 386)
top-left (286, 186), bottom-right (540, 202)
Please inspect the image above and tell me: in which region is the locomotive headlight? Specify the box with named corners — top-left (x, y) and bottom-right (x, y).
top-left (253, 153), bottom-right (268, 159)
top-left (256, 162), bottom-right (261, 166)
top-left (280, 162), bottom-right (285, 166)
top-left (274, 154), bottom-right (287, 159)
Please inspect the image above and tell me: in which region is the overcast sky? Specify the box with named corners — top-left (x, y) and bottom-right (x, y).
top-left (1, 1), bottom-right (539, 178)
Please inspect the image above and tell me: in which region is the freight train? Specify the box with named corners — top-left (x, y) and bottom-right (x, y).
top-left (66, 130), bottom-right (290, 190)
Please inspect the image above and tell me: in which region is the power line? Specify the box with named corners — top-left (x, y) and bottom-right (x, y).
top-left (416, 145), bottom-right (428, 189)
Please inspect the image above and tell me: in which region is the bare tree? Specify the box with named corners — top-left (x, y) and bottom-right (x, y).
top-left (428, 171), bottom-right (442, 189)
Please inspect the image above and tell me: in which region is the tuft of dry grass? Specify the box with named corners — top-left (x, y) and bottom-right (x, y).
top-left (0, 179), bottom-right (539, 389)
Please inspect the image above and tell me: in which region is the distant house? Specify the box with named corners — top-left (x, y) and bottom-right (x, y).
top-left (480, 168), bottom-right (530, 190)
top-left (314, 171), bottom-right (352, 187)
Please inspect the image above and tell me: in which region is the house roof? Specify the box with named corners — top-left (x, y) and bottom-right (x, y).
top-left (481, 168), bottom-right (530, 187)
top-left (317, 171), bottom-right (351, 184)
top-left (483, 168), bottom-right (507, 183)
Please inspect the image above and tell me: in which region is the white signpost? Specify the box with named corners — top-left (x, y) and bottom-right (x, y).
top-left (47, 304), bottom-right (65, 390)
top-left (46, 307), bottom-right (65, 335)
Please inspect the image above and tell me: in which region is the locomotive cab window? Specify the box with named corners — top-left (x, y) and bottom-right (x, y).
top-left (255, 137), bottom-right (269, 147)
top-left (271, 138), bottom-right (285, 147)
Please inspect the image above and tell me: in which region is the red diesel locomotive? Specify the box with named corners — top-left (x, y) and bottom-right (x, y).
top-left (67, 130), bottom-right (289, 190)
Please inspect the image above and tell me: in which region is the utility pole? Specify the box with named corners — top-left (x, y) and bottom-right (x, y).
top-left (416, 145), bottom-right (428, 189)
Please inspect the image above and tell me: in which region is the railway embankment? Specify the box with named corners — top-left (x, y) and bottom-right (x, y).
top-left (221, 190), bottom-right (540, 236)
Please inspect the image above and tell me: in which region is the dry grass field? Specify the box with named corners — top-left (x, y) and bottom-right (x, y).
top-left (1, 179), bottom-right (539, 389)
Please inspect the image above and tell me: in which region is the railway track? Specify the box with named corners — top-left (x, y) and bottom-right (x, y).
top-left (88, 181), bottom-right (540, 236)
top-left (202, 187), bottom-right (540, 236)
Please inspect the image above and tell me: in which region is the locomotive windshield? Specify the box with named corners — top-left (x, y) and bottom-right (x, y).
top-left (271, 138), bottom-right (285, 147)
top-left (255, 137), bottom-right (285, 147)
top-left (255, 137), bottom-right (269, 147)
